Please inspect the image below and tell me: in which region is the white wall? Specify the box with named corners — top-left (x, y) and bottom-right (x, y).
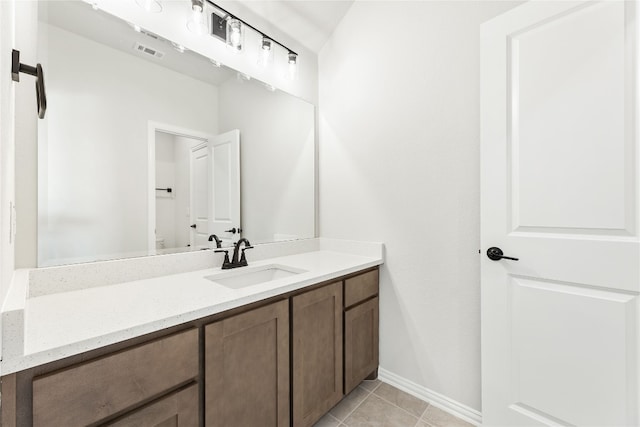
top-left (218, 77), bottom-right (315, 245)
top-left (37, 23), bottom-right (219, 265)
top-left (154, 131), bottom-right (177, 249)
top-left (319, 1), bottom-right (520, 411)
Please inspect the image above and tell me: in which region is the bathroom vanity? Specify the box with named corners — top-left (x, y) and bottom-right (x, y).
top-left (0, 240), bottom-right (382, 427)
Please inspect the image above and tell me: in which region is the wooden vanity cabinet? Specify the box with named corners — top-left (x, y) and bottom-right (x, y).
top-left (204, 299), bottom-right (289, 427)
top-left (292, 281), bottom-right (344, 427)
top-left (3, 267), bottom-right (379, 427)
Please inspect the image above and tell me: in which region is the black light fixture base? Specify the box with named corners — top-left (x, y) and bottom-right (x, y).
top-left (210, 12), bottom-right (227, 42)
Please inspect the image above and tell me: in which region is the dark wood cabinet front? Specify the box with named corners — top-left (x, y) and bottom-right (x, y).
top-left (204, 299), bottom-right (290, 427)
top-left (345, 296), bottom-right (379, 394)
top-left (292, 281), bottom-right (344, 427)
top-left (106, 384), bottom-right (199, 427)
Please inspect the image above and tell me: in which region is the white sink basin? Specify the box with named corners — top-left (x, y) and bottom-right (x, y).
top-left (204, 264), bottom-right (307, 289)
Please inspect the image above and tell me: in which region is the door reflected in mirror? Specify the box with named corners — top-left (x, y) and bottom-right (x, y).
top-left (152, 127), bottom-right (240, 254)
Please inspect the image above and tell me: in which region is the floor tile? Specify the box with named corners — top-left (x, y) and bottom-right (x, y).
top-left (421, 406), bottom-right (473, 427)
top-left (373, 383), bottom-right (429, 418)
top-left (314, 413), bottom-right (341, 427)
top-left (344, 394), bottom-right (418, 427)
top-left (360, 378), bottom-right (381, 392)
top-left (330, 386), bottom-right (371, 421)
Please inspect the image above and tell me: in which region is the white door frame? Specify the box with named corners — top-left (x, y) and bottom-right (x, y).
top-left (146, 121), bottom-right (213, 252)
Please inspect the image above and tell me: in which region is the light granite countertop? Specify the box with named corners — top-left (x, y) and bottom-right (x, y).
top-left (1, 239), bottom-right (383, 375)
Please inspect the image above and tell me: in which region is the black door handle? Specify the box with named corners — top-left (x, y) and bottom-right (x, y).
top-left (225, 227), bottom-right (237, 234)
top-left (487, 247), bottom-right (519, 261)
top-left (190, 224), bottom-right (196, 229)
top-left (11, 49), bottom-right (47, 119)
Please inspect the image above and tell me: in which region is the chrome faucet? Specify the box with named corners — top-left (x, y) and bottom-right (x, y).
top-left (215, 238), bottom-right (253, 269)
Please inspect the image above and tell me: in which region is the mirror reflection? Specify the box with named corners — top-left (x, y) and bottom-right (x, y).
top-left (37, 1), bottom-right (315, 267)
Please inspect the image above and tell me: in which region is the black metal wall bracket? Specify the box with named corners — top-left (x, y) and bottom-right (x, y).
top-left (11, 49), bottom-right (47, 119)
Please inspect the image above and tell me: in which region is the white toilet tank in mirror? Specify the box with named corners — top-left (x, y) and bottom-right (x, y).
top-left (36, 1), bottom-right (315, 267)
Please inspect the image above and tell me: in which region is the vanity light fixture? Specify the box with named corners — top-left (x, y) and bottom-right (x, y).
top-left (205, 1), bottom-right (299, 75)
top-left (187, 0), bottom-right (207, 35)
top-left (135, 0), bottom-right (162, 13)
top-left (226, 18), bottom-right (244, 52)
top-left (257, 36), bottom-right (273, 68)
top-left (287, 52), bottom-right (298, 80)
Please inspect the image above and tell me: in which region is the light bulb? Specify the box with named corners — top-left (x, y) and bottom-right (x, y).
top-left (287, 52), bottom-right (298, 80)
top-left (187, 10), bottom-right (207, 35)
top-left (226, 18), bottom-right (243, 52)
top-left (135, 0), bottom-right (162, 13)
top-left (187, 0), bottom-right (207, 35)
top-left (257, 37), bottom-right (272, 68)
top-left (191, 0), bottom-right (203, 12)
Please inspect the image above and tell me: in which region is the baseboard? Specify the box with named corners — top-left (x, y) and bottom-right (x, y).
top-left (377, 367), bottom-right (482, 426)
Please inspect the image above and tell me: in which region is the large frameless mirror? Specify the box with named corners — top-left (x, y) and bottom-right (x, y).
top-left (37, 1), bottom-right (315, 267)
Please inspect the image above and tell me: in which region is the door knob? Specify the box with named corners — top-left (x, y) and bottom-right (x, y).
top-left (190, 224), bottom-right (196, 229)
top-left (487, 247), bottom-right (519, 261)
top-left (225, 227), bottom-right (237, 234)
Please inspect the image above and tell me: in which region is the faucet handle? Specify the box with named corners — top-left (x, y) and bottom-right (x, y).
top-left (214, 249), bottom-right (231, 269)
top-left (239, 246), bottom-right (253, 266)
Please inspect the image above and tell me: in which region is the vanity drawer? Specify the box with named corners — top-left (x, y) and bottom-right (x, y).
top-left (344, 269), bottom-right (379, 308)
top-left (32, 328), bottom-right (199, 427)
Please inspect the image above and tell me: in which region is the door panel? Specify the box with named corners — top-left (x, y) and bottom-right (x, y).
top-left (509, 277), bottom-right (635, 426)
top-left (481, 1), bottom-right (640, 425)
top-left (190, 143), bottom-right (209, 247)
top-left (512, 1), bottom-right (628, 233)
top-left (210, 129), bottom-right (240, 241)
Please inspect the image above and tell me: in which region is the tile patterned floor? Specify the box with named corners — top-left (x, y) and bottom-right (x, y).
top-left (313, 380), bottom-right (474, 427)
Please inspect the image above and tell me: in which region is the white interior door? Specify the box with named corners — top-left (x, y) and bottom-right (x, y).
top-left (190, 143), bottom-right (209, 247)
top-left (209, 129), bottom-right (240, 244)
top-left (481, 1), bottom-right (639, 425)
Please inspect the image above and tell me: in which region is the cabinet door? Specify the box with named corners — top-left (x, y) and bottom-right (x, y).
top-left (292, 281), bottom-right (343, 427)
top-left (106, 384), bottom-right (198, 427)
top-left (33, 329), bottom-right (199, 427)
top-left (345, 297), bottom-right (379, 394)
top-left (205, 300), bottom-right (289, 427)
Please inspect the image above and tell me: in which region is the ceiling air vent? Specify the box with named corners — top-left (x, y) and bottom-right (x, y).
top-left (133, 42), bottom-right (165, 59)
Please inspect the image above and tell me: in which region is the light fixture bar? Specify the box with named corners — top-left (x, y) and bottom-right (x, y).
top-left (204, 0), bottom-right (298, 56)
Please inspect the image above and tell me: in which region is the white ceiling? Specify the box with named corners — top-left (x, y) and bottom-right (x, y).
top-left (236, 1), bottom-right (354, 53)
